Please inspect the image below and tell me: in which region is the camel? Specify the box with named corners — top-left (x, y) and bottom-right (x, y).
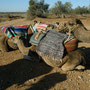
top-left (12, 36), bottom-right (86, 71)
top-left (55, 18), bottom-right (90, 43)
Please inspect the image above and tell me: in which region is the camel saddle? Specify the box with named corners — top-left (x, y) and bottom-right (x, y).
top-left (35, 30), bottom-right (68, 60)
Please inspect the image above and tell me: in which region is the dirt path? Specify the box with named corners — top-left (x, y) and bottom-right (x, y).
top-left (0, 18), bottom-right (90, 90)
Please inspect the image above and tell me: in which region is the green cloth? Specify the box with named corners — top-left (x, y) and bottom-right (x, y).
top-left (29, 32), bottom-right (47, 46)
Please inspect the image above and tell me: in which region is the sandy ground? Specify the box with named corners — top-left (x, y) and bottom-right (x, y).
top-left (0, 17), bottom-right (90, 90)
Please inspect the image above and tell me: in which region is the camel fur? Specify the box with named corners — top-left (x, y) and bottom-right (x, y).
top-left (13, 36), bottom-right (86, 71)
top-left (0, 36), bottom-right (8, 52)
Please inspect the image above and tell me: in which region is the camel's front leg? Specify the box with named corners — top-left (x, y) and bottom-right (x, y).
top-left (61, 59), bottom-right (86, 71)
top-left (61, 61), bottom-right (76, 71)
top-left (23, 45), bottom-right (36, 55)
top-left (24, 45), bottom-right (37, 61)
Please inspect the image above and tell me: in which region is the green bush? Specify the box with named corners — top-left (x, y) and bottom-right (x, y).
top-left (27, 0), bottom-right (49, 20)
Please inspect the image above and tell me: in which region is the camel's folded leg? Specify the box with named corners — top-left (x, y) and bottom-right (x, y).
top-left (75, 65), bottom-right (85, 70)
top-left (61, 61), bottom-right (85, 71)
top-left (61, 62), bottom-right (76, 71)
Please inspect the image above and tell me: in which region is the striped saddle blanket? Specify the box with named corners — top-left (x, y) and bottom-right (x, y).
top-left (34, 23), bottom-right (48, 32)
top-left (36, 23), bottom-right (48, 31)
top-left (1, 25), bottom-right (28, 38)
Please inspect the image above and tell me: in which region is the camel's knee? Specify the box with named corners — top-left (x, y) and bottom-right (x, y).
top-left (61, 63), bottom-right (75, 71)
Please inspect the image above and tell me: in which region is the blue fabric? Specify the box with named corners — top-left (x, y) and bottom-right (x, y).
top-left (33, 26), bottom-right (38, 33)
top-left (29, 31), bottom-right (47, 46)
top-left (2, 25), bottom-right (28, 38)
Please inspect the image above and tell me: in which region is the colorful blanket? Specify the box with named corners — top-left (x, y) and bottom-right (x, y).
top-left (36, 23), bottom-right (48, 31)
top-left (2, 25), bottom-right (28, 38)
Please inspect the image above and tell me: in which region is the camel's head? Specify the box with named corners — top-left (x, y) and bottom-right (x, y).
top-left (12, 36), bottom-right (21, 44)
top-left (68, 18), bottom-right (83, 26)
top-left (55, 18), bottom-right (84, 33)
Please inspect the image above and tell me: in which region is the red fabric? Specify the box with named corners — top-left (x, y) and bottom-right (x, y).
top-left (2, 27), bottom-right (8, 32)
top-left (64, 39), bottom-right (78, 52)
top-left (36, 24), bottom-right (48, 31)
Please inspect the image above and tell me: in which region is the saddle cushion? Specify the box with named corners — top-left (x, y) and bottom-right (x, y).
top-left (36, 30), bottom-right (68, 61)
top-left (29, 32), bottom-right (47, 46)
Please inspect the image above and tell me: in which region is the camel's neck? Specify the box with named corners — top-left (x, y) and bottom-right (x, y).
top-left (73, 25), bottom-right (90, 43)
top-left (17, 40), bottom-right (29, 55)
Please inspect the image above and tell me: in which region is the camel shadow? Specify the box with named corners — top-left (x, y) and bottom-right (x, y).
top-left (27, 72), bottom-right (66, 90)
top-left (79, 47), bottom-right (90, 69)
top-left (0, 59), bottom-right (53, 90)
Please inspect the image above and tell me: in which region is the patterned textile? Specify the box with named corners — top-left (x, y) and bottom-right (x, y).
top-left (36, 30), bottom-right (68, 61)
top-left (2, 25), bottom-right (28, 38)
top-left (30, 23), bottom-right (48, 33)
top-left (36, 23), bottom-right (48, 31)
top-left (32, 26), bottom-right (38, 32)
top-left (29, 31), bottom-right (47, 46)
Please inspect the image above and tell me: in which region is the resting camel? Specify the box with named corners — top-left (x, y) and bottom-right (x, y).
top-left (55, 18), bottom-right (90, 43)
top-left (12, 36), bottom-right (86, 71)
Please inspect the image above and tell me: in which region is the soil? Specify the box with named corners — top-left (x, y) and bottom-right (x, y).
top-left (0, 17), bottom-right (90, 90)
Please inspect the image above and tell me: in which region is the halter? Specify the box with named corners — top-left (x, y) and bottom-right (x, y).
top-left (67, 24), bottom-right (80, 33)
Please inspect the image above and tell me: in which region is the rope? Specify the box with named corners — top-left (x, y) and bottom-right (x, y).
top-left (64, 24), bottom-right (79, 43)
top-left (64, 25), bottom-right (72, 43)
top-left (28, 24), bottom-right (34, 33)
